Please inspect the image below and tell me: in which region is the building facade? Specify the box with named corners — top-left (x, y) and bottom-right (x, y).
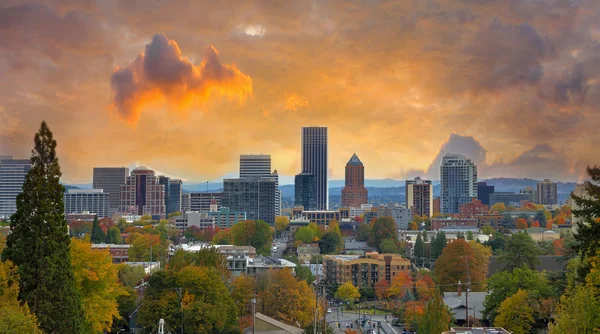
top-left (0, 157), bottom-right (31, 219)
top-left (521, 186), bottom-right (538, 204)
top-left (323, 252), bottom-right (411, 287)
top-left (208, 207), bottom-right (247, 228)
top-left (301, 127), bottom-right (328, 210)
top-left (302, 210), bottom-right (340, 226)
top-left (537, 179), bottom-right (558, 205)
top-left (489, 192), bottom-right (529, 207)
top-left (406, 177), bottom-right (433, 217)
top-left (431, 218), bottom-right (479, 231)
top-left (477, 182), bottom-right (495, 206)
top-left (181, 193), bottom-right (191, 213)
top-left (294, 172), bottom-right (316, 210)
top-left (222, 177), bottom-right (277, 225)
top-left (119, 166), bottom-right (166, 216)
top-left (239, 154), bottom-right (281, 216)
top-left (440, 154), bottom-right (477, 214)
top-left (93, 167), bottom-right (129, 214)
top-left (341, 153), bottom-right (368, 208)
top-left (64, 189), bottom-right (110, 218)
top-left (459, 199), bottom-right (489, 217)
top-left (392, 206), bottom-right (412, 230)
top-left (190, 192), bottom-right (222, 212)
top-left (168, 179), bottom-right (183, 215)
top-left (174, 211), bottom-right (215, 231)
top-left (433, 197), bottom-right (441, 215)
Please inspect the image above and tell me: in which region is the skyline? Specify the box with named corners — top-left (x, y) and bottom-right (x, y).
top-left (2, 0), bottom-right (599, 183)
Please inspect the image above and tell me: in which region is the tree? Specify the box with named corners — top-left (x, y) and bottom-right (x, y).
top-left (69, 221), bottom-right (92, 237)
top-left (550, 283), bottom-right (600, 333)
top-left (275, 216), bottom-right (290, 236)
top-left (371, 217), bottom-right (397, 250)
top-left (410, 221), bottom-right (419, 230)
top-left (481, 224), bottom-right (495, 235)
top-left (295, 226), bottom-right (316, 243)
top-left (110, 288), bottom-right (137, 333)
top-left (107, 226), bottom-right (122, 244)
top-left (466, 230), bottom-right (473, 241)
top-left (91, 215), bottom-right (105, 244)
top-left (375, 279), bottom-right (391, 300)
top-left (319, 232), bottom-right (342, 254)
top-left (421, 230), bottom-right (428, 242)
top-left (168, 248), bottom-right (228, 277)
top-left (231, 220), bottom-right (273, 255)
top-left (494, 290), bottom-right (534, 334)
top-left (70, 238), bottom-right (127, 332)
top-left (128, 233), bottom-right (168, 264)
top-left (389, 272), bottom-right (413, 299)
top-left (497, 232), bottom-right (540, 271)
top-left (482, 267), bottom-right (550, 322)
top-left (380, 238), bottom-right (399, 253)
top-left (534, 210), bottom-right (547, 226)
top-left (328, 219), bottom-right (341, 235)
top-left (416, 290), bottom-right (450, 334)
top-left (118, 264), bottom-right (146, 288)
top-left (259, 269), bottom-right (317, 328)
top-left (531, 220), bottom-right (541, 228)
top-left (414, 234), bottom-right (424, 265)
top-left (335, 281), bottom-right (360, 304)
top-left (0, 260), bottom-right (42, 333)
top-left (430, 231), bottom-right (447, 260)
top-left (356, 224), bottom-right (371, 242)
top-left (490, 202), bottom-right (507, 213)
top-left (168, 211), bottom-right (182, 218)
top-left (434, 239), bottom-right (489, 292)
top-left (571, 166), bottom-right (600, 279)
top-left (231, 275), bottom-right (256, 320)
top-left (212, 228), bottom-right (233, 245)
top-left (515, 217), bottom-right (528, 229)
top-left (1, 121), bottom-right (85, 333)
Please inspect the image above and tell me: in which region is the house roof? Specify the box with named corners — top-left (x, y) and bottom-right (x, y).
top-left (243, 312), bottom-right (305, 334)
top-left (443, 291), bottom-right (489, 321)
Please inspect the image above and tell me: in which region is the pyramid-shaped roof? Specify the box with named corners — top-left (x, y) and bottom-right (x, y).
top-left (347, 153), bottom-right (363, 166)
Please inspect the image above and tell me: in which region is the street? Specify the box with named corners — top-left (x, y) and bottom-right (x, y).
top-left (325, 306), bottom-right (403, 334)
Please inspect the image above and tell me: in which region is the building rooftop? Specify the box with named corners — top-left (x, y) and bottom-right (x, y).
top-left (443, 291), bottom-right (489, 321)
top-left (347, 153), bottom-right (363, 166)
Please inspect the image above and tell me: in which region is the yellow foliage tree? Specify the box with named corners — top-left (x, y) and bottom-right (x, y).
top-left (275, 216), bottom-right (290, 235)
top-left (389, 271), bottom-right (413, 299)
top-left (70, 238), bottom-right (127, 332)
top-left (490, 202), bottom-right (507, 214)
top-left (335, 281), bottom-right (361, 303)
top-left (0, 260), bottom-right (42, 333)
top-left (494, 290), bottom-right (534, 334)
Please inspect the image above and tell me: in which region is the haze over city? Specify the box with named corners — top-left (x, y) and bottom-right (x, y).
top-left (2, 1), bottom-right (599, 183)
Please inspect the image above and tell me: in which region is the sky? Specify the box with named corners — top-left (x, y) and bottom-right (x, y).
top-left (1, 0), bottom-right (599, 184)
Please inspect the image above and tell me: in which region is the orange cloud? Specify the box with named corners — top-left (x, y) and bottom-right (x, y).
top-left (110, 34), bottom-right (252, 124)
top-left (283, 92), bottom-right (309, 111)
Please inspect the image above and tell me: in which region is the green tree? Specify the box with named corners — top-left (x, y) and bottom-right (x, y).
top-left (535, 210), bottom-right (547, 226)
top-left (466, 230), bottom-right (474, 241)
top-left (335, 281), bottom-right (360, 304)
top-left (356, 224), bottom-right (371, 242)
top-left (110, 287), bottom-right (137, 333)
top-left (91, 215), bottom-right (105, 244)
top-left (107, 227), bottom-right (122, 244)
top-left (295, 226), bottom-right (316, 243)
top-left (484, 231), bottom-right (507, 254)
top-left (231, 220), bottom-right (273, 255)
top-left (498, 232), bottom-right (540, 271)
top-left (430, 231), bottom-right (447, 260)
top-left (371, 217), bottom-right (397, 250)
top-left (482, 267), bottom-right (550, 322)
top-left (380, 238), bottom-right (399, 253)
top-left (319, 232), bottom-right (342, 254)
top-left (414, 234), bottom-right (424, 265)
top-left (502, 213), bottom-right (515, 229)
top-left (494, 290), bottom-right (535, 334)
top-left (422, 230), bottom-right (428, 242)
top-left (417, 290), bottom-right (450, 334)
top-left (168, 248), bottom-right (228, 277)
top-left (571, 166), bottom-right (600, 280)
top-left (296, 265), bottom-right (315, 284)
top-left (118, 264), bottom-right (147, 288)
top-left (0, 260), bottom-right (42, 333)
top-left (481, 224), bottom-right (495, 235)
top-left (2, 121), bottom-right (85, 332)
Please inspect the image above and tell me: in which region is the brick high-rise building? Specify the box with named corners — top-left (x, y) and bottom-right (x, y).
top-left (341, 153), bottom-right (368, 208)
top-left (459, 198), bottom-right (489, 217)
top-left (433, 197), bottom-right (441, 215)
top-left (119, 166), bottom-right (166, 217)
top-left (406, 177), bottom-right (433, 217)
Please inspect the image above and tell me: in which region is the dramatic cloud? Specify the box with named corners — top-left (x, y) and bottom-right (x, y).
top-left (110, 34), bottom-right (252, 123)
top-left (283, 92), bottom-right (309, 111)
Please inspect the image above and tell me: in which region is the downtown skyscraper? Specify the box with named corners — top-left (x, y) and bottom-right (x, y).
top-left (93, 167), bottom-right (129, 214)
top-left (0, 156), bottom-right (31, 219)
top-left (406, 177), bottom-right (433, 217)
top-left (341, 153), bottom-right (368, 208)
top-left (440, 154), bottom-right (477, 214)
top-left (301, 127), bottom-right (328, 210)
top-left (239, 154), bottom-right (280, 216)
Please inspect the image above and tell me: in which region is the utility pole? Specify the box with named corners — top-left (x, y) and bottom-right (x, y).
top-left (252, 293), bottom-right (257, 334)
top-left (314, 259), bottom-right (319, 334)
top-left (322, 283), bottom-right (327, 333)
top-left (179, 288), bottom-right (184, 334)
top-left (465, 255), bottom-right (471, 328)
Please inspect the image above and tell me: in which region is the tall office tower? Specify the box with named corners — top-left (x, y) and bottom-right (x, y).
top-left (440, 154), bottom-right (477, 214)
top-left (537, 179), bottom-right (558, 205)
top-left (239, 155), bottom-right (280, 216)
top-left (168, 179), bottom-right (183, 214)
top-left (301, 127), bottom-right (328, 210)
top-left (295, 172), bottom-right (316, 210)
top-left (119, 166), bottom-right (166, 216)
top-left (64, 189), bottom-right (110, 218)
top-left (341, 153), bottom-right (368, 208)
top-left (190, 192), bottom-right (222, 212)
top-left (181, 193), bottom-right (191, 213)
top-left (93, 167), bottom-right (129, 214)
top-left (158, 176), bottom-right (171, 214)
top-left (222, 177), bottom-right (276, 225)
top-left (240, 154), bottom-right (271, 178)
top-left (521, 186), bottom-right (538, 204)
top-left (477, 182), bottom-right (495, 205)
top-left (405, 177), bottom-right (433, 217)
top-left (0, 157), bottom-right (32, 219)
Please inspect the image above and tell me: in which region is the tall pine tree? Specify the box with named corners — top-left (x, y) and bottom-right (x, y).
top-left (90, 215), bottom-right (104, 244)
top-left (571, 166), bottom-right (600, 280)
top-left (2, 121), bottom-right (85, 332)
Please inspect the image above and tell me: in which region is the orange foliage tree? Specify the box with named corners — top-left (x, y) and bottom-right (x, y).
top-left (516, 218), bottom-right (528, 229)
top-left (375, 279), bottom-right (391, 300)
top-left (531, 220), bottom-right (541, 228)
top-left (389, 272), bottom-right (413, 299)
top-left (553, 238), bottom-right (565, 256)
top-left (434, 239), bottom-right (490, 292)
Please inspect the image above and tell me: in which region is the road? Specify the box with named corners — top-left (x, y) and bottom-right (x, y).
top-left (271, 235), bottom-right (288, 258)
top-left (325, 306), bottom-right (403, 334)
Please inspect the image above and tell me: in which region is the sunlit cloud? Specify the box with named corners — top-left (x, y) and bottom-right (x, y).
top-left (242, 24), bottom-right (266, 37)
top-left (283, 92), bottom-right (309, 111)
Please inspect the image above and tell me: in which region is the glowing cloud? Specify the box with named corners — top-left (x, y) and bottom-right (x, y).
top-left (110, 34), bottom-right (252, 123)
top-left (283, 92), bottom-right (309, 111)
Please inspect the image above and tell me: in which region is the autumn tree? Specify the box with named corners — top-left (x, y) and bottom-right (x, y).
top-left (128, 233), bottom-right (169, 264)
top-left (416, 290), bottom-right (450, 334)
top-left (410, 221), bottom-right (419, 230)
top-left (258, 269), bottom-right (317, 328)
top-left (371, 217), bottom-right (397, 250)
top-left (335, 281), bottom-right (361, 304)
top-left (275, 216), bottom-right (290, 236)
top-left (231, 275), bottom-right (256, 320)
top-left (498, 232), bottom-right (540, 271)
top-left (118, 264), bottom-right (146, 288)
top-left (0, 260), bottom-right (42, 333)
top-left (231, 220), bottom-right (273, 255)
top-left (389, 271), bottom-right (413, 299)
top-left (490, 202), bottom-right (507, 213)
top-left (434, 239), bottom-right (490, 292)
top-left (212, 228), bottom-right (233, 245)
top-left (1, 122), bottom-right (85, 332)
top-left (494, 290), bottom-right (535, 334)
top-left (515, 217), bottom-right (528, 229)
top-left (375, 279), bottom-right (391, 300)
top-left (295, 226), bottom-right (316, 243)
top-left (71, 238), bottom-right (127, 332)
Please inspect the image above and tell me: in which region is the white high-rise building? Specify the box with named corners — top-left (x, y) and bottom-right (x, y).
top-left (239, 154), bottom-right (281, 216)
top-left (0, 157), bottom-right (31, 219)
top-left (440, 154), bottom-right (477, 214)
top-left (64, 189), bottom-right (110, 218)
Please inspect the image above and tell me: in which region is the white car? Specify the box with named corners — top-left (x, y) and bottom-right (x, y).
top-left (272, 246), bottom-right (277, 251)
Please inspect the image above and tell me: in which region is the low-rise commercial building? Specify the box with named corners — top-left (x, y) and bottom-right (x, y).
top-left (431, 217), bottom-right (479, 231)
top-left (489, 192), bottom-right (529, 207)
top-left (459, 199), bottom-right (489, 217)
top-left (207, 207), bottom-right (247, 228)
top-left (303, 210), bottom-right (340, 226)
top-left (91, 244), bottom-right (130, 263)
top-left (174, 211), bottom-right (215, 231)
top-left (297, 243), bottom-right (320, 262)
top-left (227, 255), bottom-right (296, 278)
top-left (323, 252), bottom-right (411, 287)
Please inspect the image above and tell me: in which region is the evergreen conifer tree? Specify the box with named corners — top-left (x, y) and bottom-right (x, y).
top-left (91, 215), bottom-right (104, 244)
top-left (571, 166), bottom-right (600, 279)
top-left (2, 121), bottom-right (85, 332)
